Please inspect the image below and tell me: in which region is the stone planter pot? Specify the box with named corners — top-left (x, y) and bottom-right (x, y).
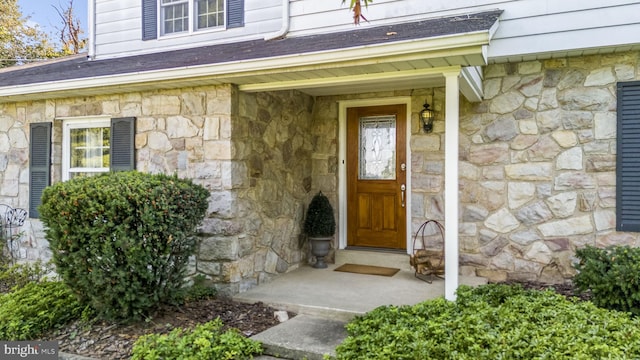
top-left (309, 236), bottom-right (332, 268)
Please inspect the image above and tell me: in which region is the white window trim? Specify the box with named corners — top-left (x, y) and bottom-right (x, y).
top-left (159, 0), bottom-right (227, 37)
top-left (61, 118), bottom-right (111, 181)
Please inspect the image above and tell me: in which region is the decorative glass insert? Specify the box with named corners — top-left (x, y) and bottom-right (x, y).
top-left (196, 0), bottom-right (225, 29)
top-left (359, 115), bottom-right (396, 180)
top-left (69, 127), bottom-right (110, 179)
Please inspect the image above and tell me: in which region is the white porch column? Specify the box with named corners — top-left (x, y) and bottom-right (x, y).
top-left (443, 69), bottom-right (461, 301)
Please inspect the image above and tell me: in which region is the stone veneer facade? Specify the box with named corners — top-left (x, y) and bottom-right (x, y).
top-left (0, 50), bottom-right (639, 290)
top-left (0, 85), bottom-right (316, 295)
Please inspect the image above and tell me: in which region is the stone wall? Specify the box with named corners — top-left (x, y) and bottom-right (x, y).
top-left (2, 50), bottom-right (640, 288)
top-left (0, 85), bottom-right (314, 295)
top-left (458, 51), bottom-right (640, 283)
top-left (311, 51), bottom-right (640, 284)
top-left (203, 90), bottom-right (315, 294)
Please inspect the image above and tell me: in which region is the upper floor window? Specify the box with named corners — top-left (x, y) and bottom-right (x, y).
top-left (143, 0), bottom-right (244, 41)
top-left (196, 0), bottom-right (225, 30)
top-left (161, 0), bottom-right (225, 36)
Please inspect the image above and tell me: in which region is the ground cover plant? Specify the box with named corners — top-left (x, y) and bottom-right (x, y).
top-left (131, 318), bottom-right (263, 360)
top-left (335, 284), bottom-right (640, 359)
top-left (39, 171), bottom-right (209, 322)
top-left (0, 280), bottom-right (84, 340)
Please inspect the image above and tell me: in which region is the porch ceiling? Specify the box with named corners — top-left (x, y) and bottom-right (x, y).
top-left (0, 10), bottom-right (502, 103)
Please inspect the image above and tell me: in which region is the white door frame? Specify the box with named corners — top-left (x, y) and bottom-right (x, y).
top-left (337, 97), bottom-right (413, 253)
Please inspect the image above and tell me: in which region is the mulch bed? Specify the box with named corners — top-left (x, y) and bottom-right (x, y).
top-left (40, 297), bottom-right (292, 360)
top-left (496, 280), bottom-right (592, 302)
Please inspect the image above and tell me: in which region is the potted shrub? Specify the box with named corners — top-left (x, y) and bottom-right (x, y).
top-left (304, 191), bottom-right (336, 268)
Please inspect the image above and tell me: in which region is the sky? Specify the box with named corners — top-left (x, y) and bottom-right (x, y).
top-left (18, 0), bottom-right (88, 41)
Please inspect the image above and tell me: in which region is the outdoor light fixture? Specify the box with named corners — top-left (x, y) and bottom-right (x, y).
top-left (420, 102), bottom-right (435, 133)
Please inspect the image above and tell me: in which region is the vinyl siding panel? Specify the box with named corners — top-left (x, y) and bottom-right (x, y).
top-left (94, 0), bottom-right (640, 60)
top-left (94, 0), bottom-right (281, 59)
top-left (487, 1), bottom-right (640, 61)
top-left (287, 0), bottom-right (640, 62)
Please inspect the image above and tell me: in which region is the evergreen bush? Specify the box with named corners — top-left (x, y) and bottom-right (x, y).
top-left (574, 245), bottom-right (640, 315)
top-left (39, 171), bottom-right (209, 321)
top-left (303, 191), bottom-right (336, 237)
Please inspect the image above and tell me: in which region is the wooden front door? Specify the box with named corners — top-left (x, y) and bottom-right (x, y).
top-left (347, 104), bottom-right (407, 250)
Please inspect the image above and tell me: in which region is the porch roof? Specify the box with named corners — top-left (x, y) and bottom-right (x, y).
top-left (0, 10), bottom-right (501, 103)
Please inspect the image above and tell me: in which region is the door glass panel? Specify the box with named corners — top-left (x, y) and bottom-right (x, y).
top-left (359, 115), bottom-right (396, 180)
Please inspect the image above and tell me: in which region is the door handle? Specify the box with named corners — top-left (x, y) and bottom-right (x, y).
top-left (401, 184), bottom-right (406, 208)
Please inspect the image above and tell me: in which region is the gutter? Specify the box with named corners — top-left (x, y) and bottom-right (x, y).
top-left (264, 0), bottom-right (290, 41)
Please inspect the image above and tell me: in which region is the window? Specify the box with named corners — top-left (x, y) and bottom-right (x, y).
top-left (143, 0), bottom-right (244, 40)
top-left (196, 0), bottom-right (225, 30)
top-left (161, 0), bottom-right (189, 34)
top-left (617, 80), bottom-right (640, 231)
top-left (29, 118), bottom-right (135, 218)
top-left (161, 0), bottom-right (225, 35)
top-left (62, 119), bottom-right (111, 180)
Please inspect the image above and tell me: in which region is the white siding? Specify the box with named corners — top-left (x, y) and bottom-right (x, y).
top-left (93, 0), bottom-right (640, 61)
top-left (488, 1), bottom-right (640, 62)
top-left (94, 0), bottom-right (282, 59)
top-left (287, 0), bottom-right (640, 62)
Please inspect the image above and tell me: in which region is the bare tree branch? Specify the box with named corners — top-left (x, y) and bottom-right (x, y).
top-left (53, 0), bottom-right (87, 55)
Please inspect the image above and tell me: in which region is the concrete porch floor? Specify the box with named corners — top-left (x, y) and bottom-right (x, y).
top-left (233, 263), bottom-right (488, 322)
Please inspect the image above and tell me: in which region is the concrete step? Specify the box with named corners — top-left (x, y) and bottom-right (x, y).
top-left (252, 315), bottom-right (347, 360)
top-left (335, 248), bottom-right (412, 272)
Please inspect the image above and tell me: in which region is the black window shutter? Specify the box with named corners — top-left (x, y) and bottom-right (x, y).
top-left (29, 123), bottom-right (52, 219)
top-left (142, 0), bottom-right (158, 40)
top-left (110, 117), bottom-right (136, 171)
top-left (617, 80), bottom-right (640, 231)
top-left (227, 0), bottom-right (244, 28)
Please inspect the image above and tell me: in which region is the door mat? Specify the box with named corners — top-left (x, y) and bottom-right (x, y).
top-left (334, 263), bottom-right (400, 277)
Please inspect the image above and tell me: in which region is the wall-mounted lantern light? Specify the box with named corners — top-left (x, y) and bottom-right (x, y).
top-left (420, 102), bottom-right (435, 133)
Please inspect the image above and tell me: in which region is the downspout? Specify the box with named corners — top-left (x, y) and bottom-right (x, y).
top-left (87, 0), bottom-right (96, 60)
top-left (264, 0), bottom-right (290, 41)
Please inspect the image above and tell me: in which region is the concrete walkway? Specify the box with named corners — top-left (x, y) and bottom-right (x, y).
top-left (235, 263), bottom-right (487, 359)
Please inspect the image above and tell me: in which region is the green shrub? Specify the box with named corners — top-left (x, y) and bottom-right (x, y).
top-left (0, 281), bottom-right (83, 340)
top-left (335, 284), bottom-right (640, 359)
top-left (39, 171), bottom-right (209, 322)
top-left (574, 245), bottom-right (640, 315)
top-left (304, 191), bottom-right (336, 237)
top-left (183, 274), bottom-right (217, 302)
top-left (131, 318), bottom-right (263, 360)
top-left (0, 260), bottom-right (54, 291)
